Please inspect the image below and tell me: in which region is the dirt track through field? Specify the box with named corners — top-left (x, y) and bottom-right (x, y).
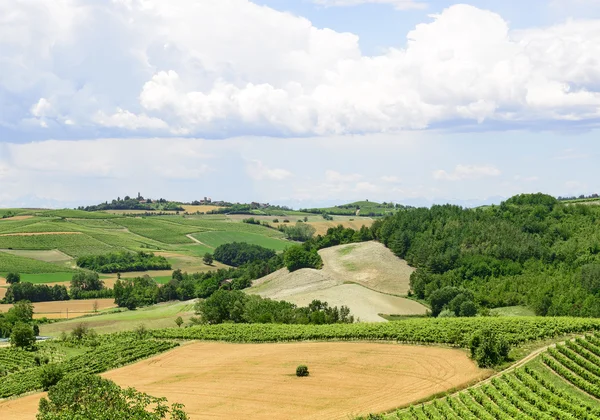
top-left (0, 341), bottom-right (487, 420)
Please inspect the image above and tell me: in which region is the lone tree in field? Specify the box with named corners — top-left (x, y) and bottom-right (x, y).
top-left (203, 253), bottom-right (214, 266)
top-left (296, 365), bottom-right (309, 377)
top-left (6, 272), bottom-right (20, 284)
top-left (175, 316), bottom-right (183, 328)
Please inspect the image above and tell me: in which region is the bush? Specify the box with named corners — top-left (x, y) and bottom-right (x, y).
top-left (40, 364), bottom-right (64, 391)
top-left (296, 365), bottom-right (309, 377)
top-left (469, 329), bottom-right (510, 367)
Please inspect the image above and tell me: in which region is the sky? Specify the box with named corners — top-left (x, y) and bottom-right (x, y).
top-left (1, 0), bottom-right (599, 209)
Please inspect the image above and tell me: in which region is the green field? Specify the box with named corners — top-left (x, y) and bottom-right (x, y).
top-left (490, 305), bottom-right (536, 317)
top-left (0, 209), bottom-right (296, 281)
top-left (15, 272), bottom-right (74, 284)
top-left (40, 300), bottom-right (196, 336)
top-left (191, 231), bottom-right (292, 251)
top-left (0, 251), bottom-right (76, 274)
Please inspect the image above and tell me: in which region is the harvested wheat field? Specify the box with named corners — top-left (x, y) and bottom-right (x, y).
top-left (0, 341), bottom-right (488, 420)
top-left (0, 298), bottom-right (116, 319)
top-left (0, 287), bottom-right (6, 299)
top-left (308, 219), bottom-right (374, 235)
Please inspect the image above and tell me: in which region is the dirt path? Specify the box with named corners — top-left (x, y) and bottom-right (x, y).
top-left (185, 234), bottom-right (212, 247)
top-left (0, 342), bottom-right (486, 420)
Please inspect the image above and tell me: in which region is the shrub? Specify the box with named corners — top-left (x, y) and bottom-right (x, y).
top-left (296, 365), bottom-right (309, 377)
top-left (134, 324), bottom-right (148, 339)
top-left (40, 364), bottom-right (64, 391)
top-left (175, 316), bottom-right (183, 328)
top-left (203, 253), bottom-right (214, 265)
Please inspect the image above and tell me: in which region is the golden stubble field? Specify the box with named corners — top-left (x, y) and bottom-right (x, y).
top-left (0, 341), bottom-right (488, 420)
top-left (0, 298), bottom-right (117, 319)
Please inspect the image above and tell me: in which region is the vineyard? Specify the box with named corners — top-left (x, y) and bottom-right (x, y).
top-left (0, 336), bottom-right (178, 398)
top-left (151, 317), bottom-right (600, 345)
top-left (381, 334), bottom-right (600, 420)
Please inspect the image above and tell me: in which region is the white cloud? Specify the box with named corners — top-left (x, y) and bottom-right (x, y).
top-left (433, 164), bottom-right (501, 181)
top-left (325, 170), bottom-right (363, 182)
top-left (381, 175), bottom-right (401, 183)
top-left (312, 0), bottom-right (427, 10)
top-left (246, 160), bottom-right (292, 181)
top-left (1, 1), bottom-right (600, 138)
top-left (93, 109), bottom-right (168, 130)
top-left (514, 175), bottom-right (539, 182)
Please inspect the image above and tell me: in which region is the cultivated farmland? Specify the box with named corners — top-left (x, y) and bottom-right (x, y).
top-left (0, 341), bottom-right (488, 420)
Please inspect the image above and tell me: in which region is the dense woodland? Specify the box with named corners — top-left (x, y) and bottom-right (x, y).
top-left (373, 193), bottom-right (600, 317)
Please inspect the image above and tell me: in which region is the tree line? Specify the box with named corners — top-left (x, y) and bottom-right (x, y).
top-left (76, 251), bottom-right (171, 273)
top-left (193, 289), bottom-right (354, 325)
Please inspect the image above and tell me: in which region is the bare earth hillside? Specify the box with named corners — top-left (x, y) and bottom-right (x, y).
top-left (249, 241), bottom-right (427, 321)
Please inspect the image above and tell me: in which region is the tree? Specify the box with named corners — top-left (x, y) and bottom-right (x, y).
top-left (469, 329), bottom-right (510, 367)
top-left (283, 245), bottom-right (323, 272)
top-left (203, 253), bottom-right (214, 265)
top-left (7, 300), bottom-right (34, 323)
top-left (10, 322), bottom-right (35, 348)
top-left (175, 316), bottom-right (183, 328)
top-left (37, 373), bottom-right (188, 419)
top-left (70, 271), bottom-right (104, 292)
top-left (40, 364), bottom-right (64, 391)
top-left (5, 272), bottom-right (20, 284)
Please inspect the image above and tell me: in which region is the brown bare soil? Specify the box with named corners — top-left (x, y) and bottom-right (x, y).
top-left (0, 298), bottom-right (116, 319)
top-left (0, 232), bottom-right (82, 237)
top-left (0, 342), bottom-right (488, 420)
top-left (249, 241), bottom-right (425, 321)
top-left (0, 215), bottom-right (34, 221)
